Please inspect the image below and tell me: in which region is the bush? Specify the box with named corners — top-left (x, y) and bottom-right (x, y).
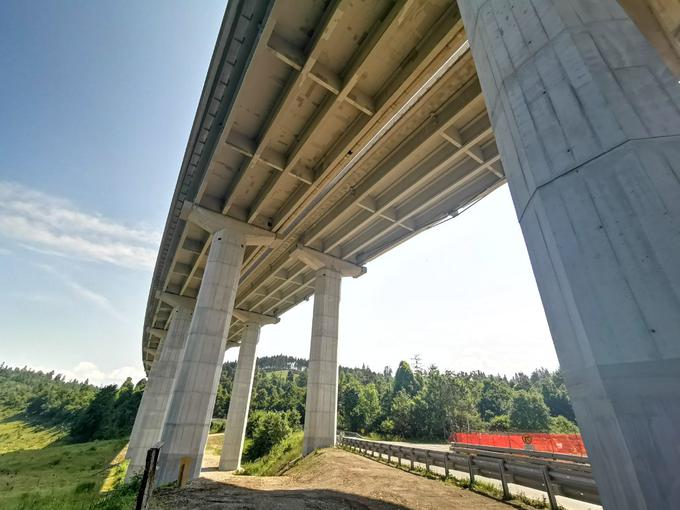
top-left (210, 419), bottom-right (225, 434)
top-left (488, 415), bottom-right (510, 431)
top-left (509, 391), bottom-right (551, 432)
top-left (248, 411), bottom-right (291, 459)
top-left (379, 418), bottom-right (394, 436)
top-left (549, 415), bottom-right (579, 434)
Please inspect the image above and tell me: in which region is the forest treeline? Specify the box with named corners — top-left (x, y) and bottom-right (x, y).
top-left (1, 355), bottom-right (577, 446)
top-left (0, 363), bottom-right (143, 442)
top-left (214, 355), bottom-right (578, 440)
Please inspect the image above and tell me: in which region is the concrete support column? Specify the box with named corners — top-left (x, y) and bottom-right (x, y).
top-left (219, 309), bottom-right (278, 471)
top-left (292, 245), bottom-right (365, 456)
top-left (156, 203), bottom-right (275, 486)
top-left (125, 296), bottom-right (194, 480)
top-left (459, 2), bottom-right (680, 508)
top-left (303, 267), bottom-right (342, 455)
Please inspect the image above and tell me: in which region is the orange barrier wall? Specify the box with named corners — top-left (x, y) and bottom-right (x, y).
top-left (450, 432), bottom-right (587, 457)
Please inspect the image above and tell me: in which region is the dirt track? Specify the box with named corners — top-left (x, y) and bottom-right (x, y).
top-left (150, 448), bottom-right (509, 509)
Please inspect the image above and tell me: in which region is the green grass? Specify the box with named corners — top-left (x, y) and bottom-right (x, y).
top-left (0, 409), bottom-right (68, 454)
top-left (239, 431), bottom-right (304, 476)
top-left (0, 407), bottom-right (137, 510)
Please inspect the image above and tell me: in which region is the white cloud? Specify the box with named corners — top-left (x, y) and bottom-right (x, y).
top-left (0, 181), bottom-right (160, 270)
top-left (37, 361), bottom-right (145, 386)
top-left (0, 247), bottom-right (11, 255)
top-left (36, 263), bottom-right (128, 322)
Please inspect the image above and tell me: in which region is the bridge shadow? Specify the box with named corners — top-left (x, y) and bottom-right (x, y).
top-left (152, 477), bottom-right (411, 509)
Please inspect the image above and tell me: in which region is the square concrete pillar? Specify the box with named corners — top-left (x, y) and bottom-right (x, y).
top-left (154, 203), bottom-right (275, 486)
top-left (459, 1), bottom-right (680, 508)
top-left (125, 306), bottom-right (192, 479)
top-left (155, 230), bottom-right (245, 485)
top-left (303, 267), bottom-right (342, 455)
top-left (218, 324), bottom-right (259, 471)
top-left (219, 309), bottom-right (278, 471)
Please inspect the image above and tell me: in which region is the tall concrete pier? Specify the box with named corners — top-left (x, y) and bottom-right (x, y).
top-left (218, 309), bottom-right (278, 471)
top-left (155, 204), bottom-right (275, 485)
top-left (293, 246), bottom-right (365, 455)
top-left (459, 1), bottom-right (680, 508)
top-left (125, 293), bottom-right (194, 479)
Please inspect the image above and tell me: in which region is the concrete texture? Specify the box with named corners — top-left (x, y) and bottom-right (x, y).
top-left (156, 229), bottom-right (246, 485)
top-left (125, 306), bottom-right (193, 479)
top-left (303, 267), bottom-right (342, 455)
top-left (619, 0), bottom-right (680, 77)
top-left (218, 325), bottom-right (259, 471)
top-left (459, 1), bottom-right (680, 508)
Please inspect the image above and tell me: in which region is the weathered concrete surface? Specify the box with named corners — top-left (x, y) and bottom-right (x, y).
top-left (125, 306), bottom-right (192, 480)
top-left (218, 322), bottom-right (260, 471)
top-left (619, 0), bottom-right (680, 77)
top-left (459, 1), bottom-right (680, 508)
top-left (303, 268), bottom-right (342, 455)
top-left (156, 230), bottom-right (245, 485)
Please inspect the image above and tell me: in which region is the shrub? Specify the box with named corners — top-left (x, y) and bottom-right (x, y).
top-left (549, 415), bottom-right (579, 434)
top-left (509, 391), bottom-right (551, 432)
top-left (248, 411), bottom-right (291, 459)
top-left (210, 419), bottom-right (225, 434)
top-left (379, 418), bottom-right (394, 436)
top-left (488, 415), bottom-right (510, 431)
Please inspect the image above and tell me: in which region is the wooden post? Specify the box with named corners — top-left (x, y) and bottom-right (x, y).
top-left (410, 448), bottom-right (415, 470)
top-left (444, 453), bottom-right (449, 478)
top-left (135, 442), bottom-right (163, 510)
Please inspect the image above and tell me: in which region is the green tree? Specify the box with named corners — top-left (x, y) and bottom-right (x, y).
top-left (248, 411), bottom-right (291, 459)
top-left (393, 361), bottom-right (419, 396)
top-left (390, 390), bottom-right (415, 437)
top-left (71, 385), bottom-right (118, 441)
top-left (509, 391), bottom-right (551, 432)
top-left (355, 384), bottom-right (380, 431)
top-left (539, 377), bottom-right (575, 421)
top-left (488, 415), bottom-right (511, 431)
top-left (478, 379), bottom-right (512, 421)
top-left (549, 415), bottom-right (579, 434)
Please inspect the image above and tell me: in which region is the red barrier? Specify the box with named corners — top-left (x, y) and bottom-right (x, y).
top-left (450, 432), bottom-right (587, 457)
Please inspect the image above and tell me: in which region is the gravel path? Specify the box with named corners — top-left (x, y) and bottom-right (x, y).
top-left (151, 448), bottom-right (511, 509)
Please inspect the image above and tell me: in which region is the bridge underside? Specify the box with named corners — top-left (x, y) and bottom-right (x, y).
top-left (142, 0), bottom-right (505, 363)
top-left (132, 1), bottom-right (680, 509)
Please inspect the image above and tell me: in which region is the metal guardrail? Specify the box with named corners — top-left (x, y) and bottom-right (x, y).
top-left (339, 436), bottom-right (600, 509)
top-left (135, 441), bottom-right (164, 510)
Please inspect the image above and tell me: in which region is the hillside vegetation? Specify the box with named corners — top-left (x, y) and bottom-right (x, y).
top-left (214, 356), bottom-right (578, 441)
top-left (0, 407), bottom-right (136, 510)
top-left (0, 355), bottom-right (577, 509)
top-left (0, 364), bottom-right (143, 442)
top-left (0, 365), bottom-right (144, 509)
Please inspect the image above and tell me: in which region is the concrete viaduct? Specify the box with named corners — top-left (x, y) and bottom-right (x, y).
top-left (126, 1), bottom-right (680, 508)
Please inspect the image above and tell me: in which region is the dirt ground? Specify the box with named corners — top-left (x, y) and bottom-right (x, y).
top-left (150, 448), bottom-right (510, 509)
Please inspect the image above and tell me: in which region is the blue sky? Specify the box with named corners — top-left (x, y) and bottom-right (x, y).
top-left (0, 1), bottom-right (558, 385)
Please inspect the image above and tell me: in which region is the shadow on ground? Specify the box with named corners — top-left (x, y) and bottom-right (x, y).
top-left (152, 478), bottom-right (410, 509)
top-left (0, 409), bottom-right (132, 509)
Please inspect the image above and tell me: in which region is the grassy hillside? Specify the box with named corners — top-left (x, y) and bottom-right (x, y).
top-left (206, 430), bottom-right (304, 476)
top-left (0, 407), bottom-right (136, 510)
